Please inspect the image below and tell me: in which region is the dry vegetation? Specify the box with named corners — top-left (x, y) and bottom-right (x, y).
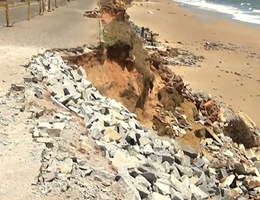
top-left (224, 117), bottom-right (256, 148)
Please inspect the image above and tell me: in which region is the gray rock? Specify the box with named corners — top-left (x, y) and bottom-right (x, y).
top-left (135, 175), bottom-right (151, 188)
top-left (126, 131), bottom-right (138, 145)
top-left (170, 188), bottom-right (184, 200)
top-left (218, 168), bottom-right (228, 180)
top-left (162, 161), bottom-right (171, 174)
top-left (138, 136), bottom-right (152, 147)
top-left (153, 181), bottom-right (171, 195)
top-left (175, 164), bottom-right (193, 177)
top-left (143, 144), bottom-right (154, 155)
top-left (46, 128), bottom-right (61, 137)
top-left (151, 192), bottom-right (171, 200)
top-left (193, 158), bottom-right (205, 168)
top-left (42, 171), bottom-right (57, 182)
top-left (162, 155), bottom-right (175, 165)
top-left (82, 88), bottom-right (93, 101)
top-left (77, 66), bottom-right (87, 78)
top-left (170, 165), bottom-right (181, 180)
top-left (38, 122), bottom-right (52, 130)
top-left (58, 95), bottom-right (73, 105)
top-left (182, 144), bottom-right (198, 159)
top-left (190, 185), bottom-right (209, 199)
top-left (170, 174), bottom-right (191, 199)
top-left (91, 128), bottom-right (102, 140)
top-left (135, 175), bottom-right (151, 199)
top-left (141, 172), bottom-right (157, 184)
top-left (91, 169), bottom-right (115, 180)
top-left (117, 168), bottom-right (141, 200)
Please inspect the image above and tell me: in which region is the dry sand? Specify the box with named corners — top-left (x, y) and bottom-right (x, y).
top-left (128, 0), bottom-right (260, 126)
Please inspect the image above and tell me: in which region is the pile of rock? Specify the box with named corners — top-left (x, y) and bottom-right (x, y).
top-left (204, 42), bottom-right (240, 51)
top-left (130, 21), bottom-right (204, 67)
top-left (25, 51), bottom-right (260, 200)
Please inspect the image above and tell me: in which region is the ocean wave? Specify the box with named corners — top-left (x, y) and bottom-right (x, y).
top-left (252, 9), bottom-right (260, 13)
top-left (241, 3), bottom-right (251, 6)
top-left (174, 0), bottom-right (260, 25)
top-left (233, 13), bottom-right (260, 25)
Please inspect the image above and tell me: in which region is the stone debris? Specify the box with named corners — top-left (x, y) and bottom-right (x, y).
top-left (17, 51), bottom-right (260, 200)
top-left (130, 21), bottom-right (204, 67)
top-left (84, 10), bottom-right (101, 18)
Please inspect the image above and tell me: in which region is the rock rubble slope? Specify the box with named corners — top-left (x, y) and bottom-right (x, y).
top-left (19, 50), bottom-right (260, 200)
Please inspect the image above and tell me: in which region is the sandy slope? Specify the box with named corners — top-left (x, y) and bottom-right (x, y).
top-left (128, 0), bottom-right (260, 126)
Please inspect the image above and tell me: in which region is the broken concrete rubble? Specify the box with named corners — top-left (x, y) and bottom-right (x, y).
top-left (22, 51), bottom-right (260, 200)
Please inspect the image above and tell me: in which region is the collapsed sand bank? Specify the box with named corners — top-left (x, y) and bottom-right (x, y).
top-left (127, 0), bottom-right (260, 126)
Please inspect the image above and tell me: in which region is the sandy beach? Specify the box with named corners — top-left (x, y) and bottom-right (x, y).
top-left (128, 0), bottom-right (260, 126)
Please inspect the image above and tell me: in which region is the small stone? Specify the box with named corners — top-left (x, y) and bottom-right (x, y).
top-left (170, 175), bottom-right (191, 199)
top-left (143, 144), bottom-right (154, 155)
top-left (11, 84), bottom-right (25, 91)
top-left (162, 155), bottom-right (175, 165)
top-left (59, 158), bottom-right (73, 174)
top-left (175, 164), bottom-right (193, 177)
top-left (112, 150), bottom-right (139, 169)
top-left (35, 137), bottom-right (54, 144)
top-left (135, 175), bottom-right (151, 199)
top-left (38, 122), bottom-right (52, 130)
top-left (79, 141), bottom-right (92, 152)
top-left (46, 128), bottom-right (61, 137)
top-left (141, 172), bottom-right (157, 184)
top-left (92, 169), bottom-right (115, 180)
top-left (170, 188), bottom-right (184, 200)
top-left (193, 158), bottom-right (205, 168)
top-left (154, 181), bottom-right (171, 195)
top-left (229, 187), bottom-right (242, 199)
top-left (244, 176), bottom-right (260, 190)
top-left (151, 192), bottom-right (171, 200)
top-left (126, 131), bottom-right (138, 145)
top-left (219, 174), bottom-right (235, 188)
top-left (218, 168), bottom-right (228, 181)
top-left (245, 149), bottom-right (257, 161)
top-left (43, 171), bottom-right (57, 182)
top-left (190, 184), bottom-right (209, 199)
top-left (222, 149), bottom-right (234, 157)
top-left (162, 140), bottom-right (171, 149)
top-left (91, 128), bottom-right (102, 140)
top-left (182, 144), bottom-right (198, 159)
top-left (103, 128), bottom-right (122, 142)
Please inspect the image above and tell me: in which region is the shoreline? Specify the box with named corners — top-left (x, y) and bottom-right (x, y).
top-left (173, 0), bottom-right (260, 28)
top-left (128, 0), bottom-right (260, 126)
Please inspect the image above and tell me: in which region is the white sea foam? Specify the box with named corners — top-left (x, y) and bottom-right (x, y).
top-left (174, 0), bottom-right (260, 25)
top-left (252, 9), bottom-right (260, 13)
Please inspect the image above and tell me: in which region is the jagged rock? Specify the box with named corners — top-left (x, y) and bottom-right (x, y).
top-left (151, 192), bottom-right (171, 200)
top-left (190, 184), bottom-right (209, 199)
top-left (112, 150), bottom-right (139, 169)
top-left (59, 158), bottom-right (73, 174)
top-left (170, 188), bottom-right (184, 200)
top-left (135, 175), bottom-right (151, 199)
top-left (153, 181), bottom-right (171, 195)
top-left (219, 174), bottom-right (235, 188)
top-left (170, 174), bottom-right (191, 199)
top-left (103, 128), bottom-right (122, 142)
top-left (117, 168), bottom-right (141, 200)
top-left (182, 144), bottom-right (198, 159)
top-left (141, 172), bottom-right (157, 184)
top-left (244, 176), bottom-right (260, 190)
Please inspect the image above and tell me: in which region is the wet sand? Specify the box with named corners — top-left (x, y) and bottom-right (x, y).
top-left (128, 0), bottom-right (260, 125)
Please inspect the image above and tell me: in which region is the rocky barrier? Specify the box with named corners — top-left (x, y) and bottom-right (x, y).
top-left (21, 50), bottom-right (260, 200)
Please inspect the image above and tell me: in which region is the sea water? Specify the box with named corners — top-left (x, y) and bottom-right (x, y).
top-left (174, 0), bottom-right (260, 25)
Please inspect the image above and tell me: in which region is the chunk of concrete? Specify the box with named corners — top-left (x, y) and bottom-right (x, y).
top-left (151, 192), bottom-right (171, 200)
top-left (182, 144), bottom-right (198, 159)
